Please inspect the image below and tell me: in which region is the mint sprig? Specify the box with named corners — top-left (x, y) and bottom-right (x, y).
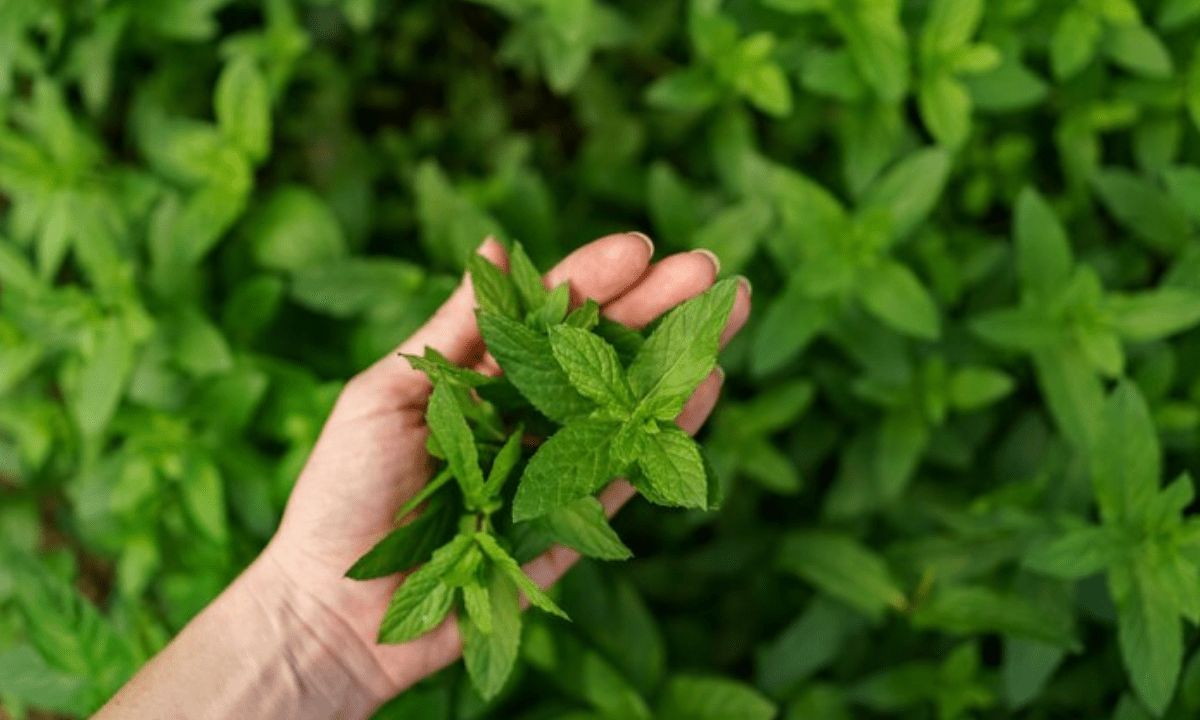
top-left (349, 242), bottom-right (734, 699)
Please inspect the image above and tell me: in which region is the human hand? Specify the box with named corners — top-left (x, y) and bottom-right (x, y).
top-left (261, 233), bottom-right (752, 705)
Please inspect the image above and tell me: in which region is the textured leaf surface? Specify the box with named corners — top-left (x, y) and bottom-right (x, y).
top-left (378, 535), bottom-right (471, 643)
top-left (635, 425), bottom-right (709, 509)
top-left (627, 278), bottom-right (737, 413)
top-left (513, 419), bottom-right (619, 521)
top-left (549, 325), bottom-right (636, 410)
top-left (478, 310), bottom-right (596, 423)
top-left (462, 570), bottom-right (522, 700)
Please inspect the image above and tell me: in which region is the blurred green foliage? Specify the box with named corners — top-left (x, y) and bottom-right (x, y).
top-left (8, 0), bottom-right (1200, 718)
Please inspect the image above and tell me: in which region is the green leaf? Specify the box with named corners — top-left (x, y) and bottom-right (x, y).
top-left (403, 348), bottom-right (494, 389)
top-left (1119, 571), bottom-right (1183, 716)
top-left (777, 531), bottom-right (907, 620)
top-left (1164, 166), bottom-right (1200, 224)
top-left (657, 675), bottom-right (777, 720)
top-left (735, 380), bottom-right (817, 434)
top-left (1104, 24), bottom-right (1174, 78)
top-left (461, 569), bottom-right (522, 700)
top-left (565, 298), bottom-right (602, 331)
top-left (427, 382), bottom-right (486, 505)
top-left (1160, 0), bottom-right (1200, 29)
top-left (1051, 8), bottom-right (1102, 80)
top-left (222, 275), bottom-right (285, 342)
top-left (910, 585), bottom-right (1079, 648)
top-left (377, 534), bottom-right (471, 644)
top-left (648, 162), bottom-right (702, 248)
top-left (462, 577), bottom-right (492, 635)
top-left (949, 366), bottom-right (1014, 410)
top-left (0, 645), bottom-right (87, 716)
top-left (1094, 382), bottom-right (1161, 524)
top-left (1077, 324), bottom-right (1125, 378)
top-left (476, 533), bottom-right (568, 619)
top-left (963, 55), bottom-right (1049, 111)
top-left (801, 47), bottom-right (868, 101)
top-left (13, 560), bottom-right (140, 702)
top-left (646, 68), bottom-right (722, 113)
top-left (0, 241), bottom-right (42, 297)
top-left (1092, 170), bottom-right (1192, 256)
top-left (478, 310), bottom-right (596, 424)
top-left (1003, 639), bottom-right (1067, 710)
top-left (767, 163), bottom-right (850, 267)
top-left (469, 252), bottom-right (522, 320)
top-left (861, 147), bottom-right (951, 242)
top-left (595, 317), bottom-right (646, 366)
top-left (859, 261), bottom-right (941, 339)
top-left (528, 282), bottom-right (571, 331)
top-left (484, 425), bottom-right (526, 497)
top-left (736, 61), bottom-right (793, 117)
top-left (875, 407), bottom-right (930, 502)
top-left (922, 0), bottom-right (984, 55)
top-left (1107, 289), bottom-right (1200, 342)
top-left (739, 438), bottom-right (803, 494)
top-left (413, 160), bottom-right (505, 269)
top-left (247, 186), bottom-right (348, 272)
top-left (1033, 346), bottom-right (1106, 451)
top-left (626, 278), bottom-right (738, 413)
top-left (919, 73), bottom-right (972, 149)
top-left (1015, 187), bottom-right (1074, 299)
top-left (549, 325), bottom-right (636, 411)
top-left (635, 425), bottom-right (709, 509)
top-left (756, 599), bottom-right (846, 698)
top-left (750, 277), bottom-right (833, 377)
top-left (508, 240), bottom-right (548, 312)
top-left (290, 258), bottom-right (424, 318)
top-left (69, 318), bottom-right (135, 436)
top-left (167, 308), bottom-right (233, 378)
top-left (828, 1), bottom-right (910, 103)
top-left (971, 308), bottom-right (1059, 350)
top-left (178, 452), bottom-right (228, 545)
top-left (692, 199), bottom-right (773, 275)
top-left (1025, 525), bottom-right (1132, 579)
top-left (533, 496), bottom-right (632, 560)
top-left (215, 54), bottom-right (271, 163)
top-left (513, 419), bottom-right (619, 522)
top-left (522, 619), bottom-right (653, 719)
top-left (346, 496), bottom-right (457, 580)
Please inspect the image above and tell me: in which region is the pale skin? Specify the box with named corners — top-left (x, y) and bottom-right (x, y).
top-left (94, 233), bottom-right (752, 719)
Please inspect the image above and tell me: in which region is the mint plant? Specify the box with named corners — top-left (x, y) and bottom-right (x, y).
top-left (12, 1), bottom-right (1200, 718)
top-left (347, 243), bottom-right (735, 698)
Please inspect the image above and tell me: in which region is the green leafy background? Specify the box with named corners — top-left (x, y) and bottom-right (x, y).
top-left (8, 0), bottom-right (1200, 717)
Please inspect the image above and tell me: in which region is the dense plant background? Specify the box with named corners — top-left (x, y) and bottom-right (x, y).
top-left (10, 0), bottom-right (1200, 717)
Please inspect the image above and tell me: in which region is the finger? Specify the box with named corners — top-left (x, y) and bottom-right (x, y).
top-left (721, 278), bottom-right (753, 349)
top-left (345, 239), bottom-right (508, 409)
top-left (601, 250), bottom-right (719, 328)
top-left (544, 232), bottom-right (655, 307)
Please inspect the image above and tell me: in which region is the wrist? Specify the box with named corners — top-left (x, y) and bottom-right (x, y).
top-left (232, 548), bottom-right (397, 716)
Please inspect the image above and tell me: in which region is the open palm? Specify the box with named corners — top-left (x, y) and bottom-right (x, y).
top-left (262, 233), bottom-right (751, 699)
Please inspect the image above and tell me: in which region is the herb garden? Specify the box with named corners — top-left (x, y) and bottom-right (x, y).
top-left (6, 0), bottom-right (1200, 718)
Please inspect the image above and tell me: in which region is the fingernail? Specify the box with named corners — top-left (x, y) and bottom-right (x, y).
top-left (693, 249), bottom-right (722, 275)
top-left (477, 235), bottom-right (497, 253)
top-left (715, 365), bottom-right (726, 382)
top-left (627, 231), bottom-right (655, 256)
top-left (737, 275), bottom-right (752, 298)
